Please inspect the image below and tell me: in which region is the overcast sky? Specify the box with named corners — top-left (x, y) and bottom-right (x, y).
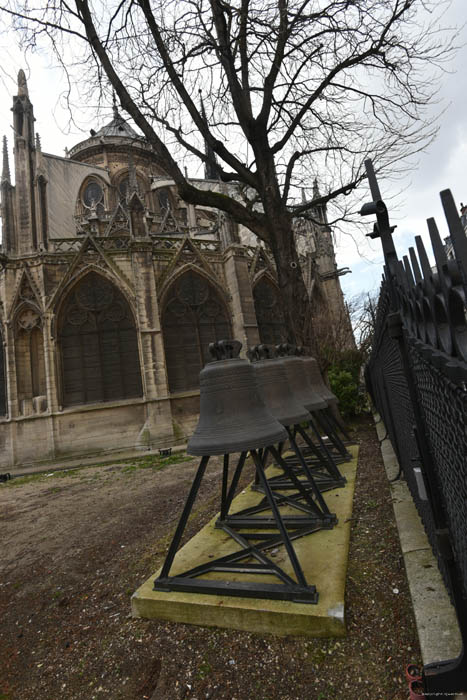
top-left (0, 0), bottom-right (465, 303)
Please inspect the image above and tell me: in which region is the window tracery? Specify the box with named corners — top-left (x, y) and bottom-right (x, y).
top-left (253, 277), bottom-right (287, 346)
top-left (162, 270), bottom-right (232, 393)
top-left (58, 272), bottom-right (143, 406)
top-left (15, 307), bottom-right (46, 406)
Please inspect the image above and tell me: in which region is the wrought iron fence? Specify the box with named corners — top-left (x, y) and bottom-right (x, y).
top-left (363, 160), bottom-right (467, 696)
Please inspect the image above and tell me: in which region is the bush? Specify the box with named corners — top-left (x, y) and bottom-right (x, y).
top-left (327, 368), bottom-right (359, 418)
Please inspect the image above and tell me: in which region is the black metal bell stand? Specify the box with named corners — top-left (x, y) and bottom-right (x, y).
top-left (220, 345), bottom-right (337, 530)
top-left (277, 422), bottom-right (347, 493)
top-left (241, 346), bottom-right (339, 513)
top-left (284, 345), bottom-right (353, 463)
top-left (273, 345), bottom-right (349, 491)
top-left (153, 340), bottom-right (321, 604)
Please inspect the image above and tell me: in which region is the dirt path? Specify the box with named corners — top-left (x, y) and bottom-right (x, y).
top-left (0, 417), bottom-right (420, 699)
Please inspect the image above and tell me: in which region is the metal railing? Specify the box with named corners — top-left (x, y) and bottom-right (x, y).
top-left (363, 160), bottom-right (467, 696)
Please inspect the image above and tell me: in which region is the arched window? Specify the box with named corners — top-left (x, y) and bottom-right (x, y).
top-left (162, 270), bottom-right (232, 393)
top-left (59, 272), bottom-right (143, 406)
top-left (253, 277), bottom-right (287, 345)
top-left (15, 308), bottom-right (46, 405)
top-left (117, 173), bottom-right (147, 209)
top-left (0, 330), bottom-right (5, 416)
top-left (76, 177), bottom-right (107, 219)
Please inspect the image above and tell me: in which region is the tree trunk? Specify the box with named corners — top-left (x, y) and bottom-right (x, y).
top-left (267, 214), bottom-right (313, 349)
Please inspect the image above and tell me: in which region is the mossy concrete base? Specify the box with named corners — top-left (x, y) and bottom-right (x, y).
top-left (132, 445), bottom-right (358, 637)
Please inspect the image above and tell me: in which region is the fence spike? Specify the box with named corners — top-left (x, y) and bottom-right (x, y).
top-left (427, 218), bottom-right (449, 295)
top-left (396, 260), bottom-right (408, 290)
top-left (440, 189), bottom-right (467, 285)
top-left (409, 247), bottom-right (423, 284)
top-left (403, 255), bottom-right (416, 288)
top-left (427, 218), bottom-right (447, 268)
top-left (415, 236), bottom-right (433, 290)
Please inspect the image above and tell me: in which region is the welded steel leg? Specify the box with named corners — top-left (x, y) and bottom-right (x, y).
top-left (158, 456), bottom-right (210, 580)
top-left (220, 454), bottom-right (229, 519)
top-left (263, 444), bottom-right (327, 517)
top-left (284, 427), bottom-right (331, 515)
top-left (325, 407), bottom-right (352, 443)
top-left (246, 442), bottom-right (333, 520)
top-left (221, 451), bottom-right (248, 518)
top-left (296, 422), bottom-right (344, 483)
top-left (250, 448), bottom-right (308, 588)
top-left (315, 409), bottom-right (351, 459)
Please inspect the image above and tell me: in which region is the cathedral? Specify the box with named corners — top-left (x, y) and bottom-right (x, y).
top-left (0, 71), bottom-right (352, 468)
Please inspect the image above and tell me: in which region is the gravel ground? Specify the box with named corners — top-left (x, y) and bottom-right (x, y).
top-left (0, 415), bottom-right (420, 699)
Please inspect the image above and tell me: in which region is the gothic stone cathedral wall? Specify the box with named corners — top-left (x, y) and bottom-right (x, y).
top-left (0, 73), bottom-right (351, 468)
top-left (0, 234), bottom-right (264, 467)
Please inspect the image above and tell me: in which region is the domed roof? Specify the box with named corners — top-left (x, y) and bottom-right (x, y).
top-left (68, 100), bottom-right (145, 160)
top-left (93, 104), bottom-right (140, 140)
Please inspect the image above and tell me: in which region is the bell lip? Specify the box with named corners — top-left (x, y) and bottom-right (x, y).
top-left (304, 399), bottom-right (328, 411)
top-left (275, 410), bottom-right (311, 426)
top-left (186, 427), bottom-right (288, 456)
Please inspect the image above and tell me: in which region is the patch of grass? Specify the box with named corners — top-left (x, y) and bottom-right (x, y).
top-left (2, 473), bottom-right (45, 488)
top-left (196, 659), bottom-right (212, 680)
top-left (122, 452), bottom-right (193, 474)
top-left (2, 452), bottom-right (192, 487)
top-left (53, 468), bottom-right (80, 478)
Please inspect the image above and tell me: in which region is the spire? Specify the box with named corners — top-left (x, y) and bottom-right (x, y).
top-left (301, 187), bottom-right (306, 204)
top-left (199, 90), bottom-right (220, 180)
top-left (312, 178), bottom-right (320, 200)
top-left (17, 69), bottom-right (28, 97)
top-left (35, 133), bottom-right (45, 174)
top-left (2, 136), bottom-right (10, 184)
top-left (112, 91), bottom-right (119, 119)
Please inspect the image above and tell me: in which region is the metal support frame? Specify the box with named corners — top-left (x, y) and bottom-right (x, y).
top-left (314, 409), bottom-right (353, 460)
top-left (222, 439), bottom-right (336, 528)
top-left (257, 421), bottom-right (346, 503)
top-left (154, 448), bottom-right (321, 603)
top-left (325, 406), bottom-right (353, 443)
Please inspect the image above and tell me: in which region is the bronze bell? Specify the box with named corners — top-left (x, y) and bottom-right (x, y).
top-left (187, 339), bottom-right (287, 456)
top-left (276, 344), bottom-right (327, 412)
top-left (248, 345), bottom-right (311, 427)
top-left (301, 354), bottom-right (338, 407)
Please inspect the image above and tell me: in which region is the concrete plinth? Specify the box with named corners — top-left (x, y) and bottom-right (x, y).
top-left (132, 446), bottom-right (358, 637)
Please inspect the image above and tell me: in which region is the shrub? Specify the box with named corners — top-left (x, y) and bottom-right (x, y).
top-left (327, 368), bottom-right (359, 418)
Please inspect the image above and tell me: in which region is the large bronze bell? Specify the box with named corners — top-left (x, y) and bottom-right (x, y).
top-left (276, 344), bottom-right (327, 412)
top-left (301, 354), bottom-right (338, 407)
top-left (247, 345), bottom-right (311, 427)
top-left (298, 349), bottom-right (352, 446)
top-left (187, 339), bottom-right (287, 456)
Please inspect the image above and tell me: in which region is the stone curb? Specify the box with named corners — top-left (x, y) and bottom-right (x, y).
top-left (374, 413), bottom-right (466, 699)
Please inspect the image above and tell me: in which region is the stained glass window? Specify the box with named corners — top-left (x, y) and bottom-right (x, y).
top-left (59, 273), bottom-right (143, 406)
top-left (162, 271), bottom-right (232, 393)
top-left (253, 277), bottom-right (287, 346)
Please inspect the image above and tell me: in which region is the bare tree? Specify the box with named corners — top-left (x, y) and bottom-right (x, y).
top-left (0, 0), bottom-right (456, 344)
top-left (353, 292), bottom-right (379, 361)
